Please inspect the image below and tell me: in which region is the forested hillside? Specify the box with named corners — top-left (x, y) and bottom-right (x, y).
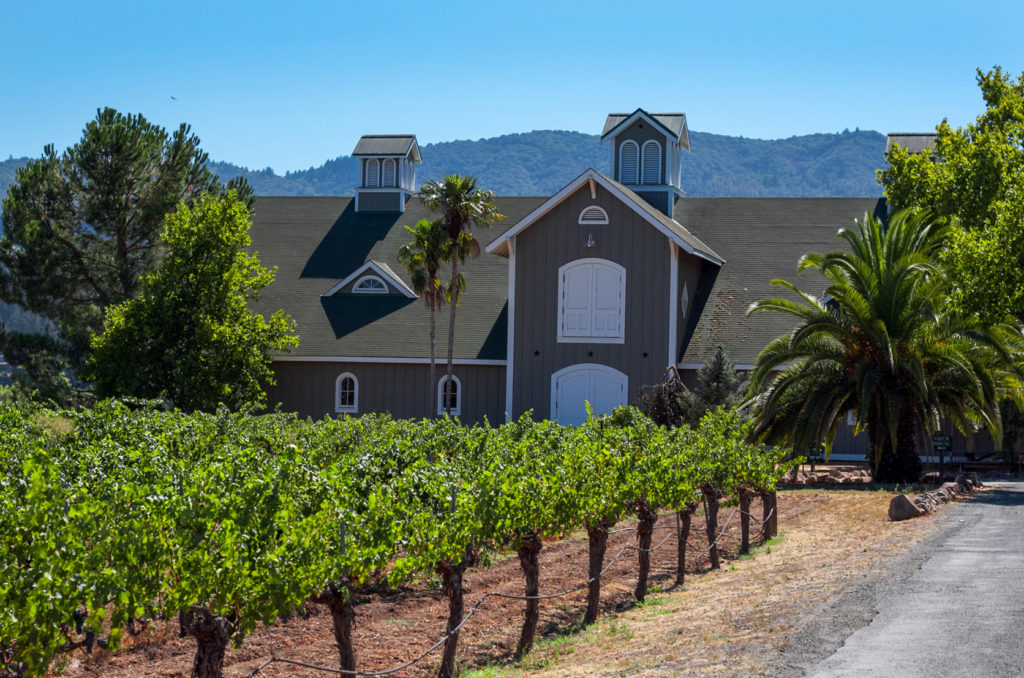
top-left (6, 128), bottom-right (886, 205)
top-left (213, 128), bottom-right (886, 197)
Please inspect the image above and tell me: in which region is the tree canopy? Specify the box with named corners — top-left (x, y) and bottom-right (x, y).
top-left (745, 209), bottom-right (1024, 483)
top-left (879, 67), bottom-right (1024, 323)
top-left (0, 107), bottom-right (252, 398)
top-left (85, 193), bottom-right (295, 411)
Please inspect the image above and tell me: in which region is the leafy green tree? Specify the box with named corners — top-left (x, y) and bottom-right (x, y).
top-left (397, 218), bottom-right (449, 416)
top-left (879, 67), bottom-right (1024, 324)
top-left (638, 346), bottom-right (742, 427)
top-left (746, 209), bottom-right (1023, 483)
top-left (84, 193), bottom-right (295, 411)
top-left (0, 107), bottom-right (252, 400)
top-left (421, 175), bottom-right (503, 415)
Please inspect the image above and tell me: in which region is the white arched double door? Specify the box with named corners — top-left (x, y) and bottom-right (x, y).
top-left (550, 363), bottom-right (628, 425)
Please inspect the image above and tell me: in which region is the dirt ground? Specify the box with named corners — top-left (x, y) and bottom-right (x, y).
top-left (50, 490), bottom-right (933, 678)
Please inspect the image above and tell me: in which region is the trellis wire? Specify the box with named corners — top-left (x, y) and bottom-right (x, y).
top-left (246, 499), bottom-right (757, 677)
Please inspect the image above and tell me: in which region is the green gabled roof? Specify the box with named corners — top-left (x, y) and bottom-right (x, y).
top-left (352, 135), bottom-right (421, 161)
top-left (601, 173), bottom-right (723, 264)
top-left (675, 197), bottom-right (887, 366)
top-left (249, 196), bottom-right (544, 360)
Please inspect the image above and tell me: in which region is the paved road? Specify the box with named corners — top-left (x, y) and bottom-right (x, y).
top-left (804, 481), bottom-right (1024, 677)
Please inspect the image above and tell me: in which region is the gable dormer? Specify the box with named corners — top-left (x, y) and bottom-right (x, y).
top-left (601, 109), bottom-right (689, 217)
top-left (352, 134), bottom-right (422, 213)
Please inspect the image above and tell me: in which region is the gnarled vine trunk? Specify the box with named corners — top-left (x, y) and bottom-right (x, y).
top-left (584, 519), bottom-right (610, 625)
top-left (675, 502), bottom-right (698, 586)
top-left (515, 531), bottom-right (543, 658)
top-left (634, 501), bottom-right (658, 602)
top-left (738, 487), bottom-right (752, 554)
top-left (702, 486), bottom-right (721, 570)
top-left (436, 546), bottom-right (475, 678)
top-left (181, 606), bottom-right (233, 678)
top-left (311, 582), bottom-right (356, 673)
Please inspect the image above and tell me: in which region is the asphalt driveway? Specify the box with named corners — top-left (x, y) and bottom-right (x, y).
top-left (801, 481), bottom-right (1024, 677)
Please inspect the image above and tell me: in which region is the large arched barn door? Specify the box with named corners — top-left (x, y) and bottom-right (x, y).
top-left (550, 363), bottom-right (628, 425)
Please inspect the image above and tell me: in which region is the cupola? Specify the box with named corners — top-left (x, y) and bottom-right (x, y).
top-left (601, 109), bottom-right (690, 217)
top-left (352, 134), bottom-right (422, 213)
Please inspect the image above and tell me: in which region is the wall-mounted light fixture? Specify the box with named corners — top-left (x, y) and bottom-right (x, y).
top-left (585, 233), bottom-right (595, 247)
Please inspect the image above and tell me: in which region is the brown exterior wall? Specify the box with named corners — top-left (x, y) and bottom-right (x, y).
top-left (266, 361), bottom-right (506, 423)
top-left (510, 182), bottom-right (676, 418)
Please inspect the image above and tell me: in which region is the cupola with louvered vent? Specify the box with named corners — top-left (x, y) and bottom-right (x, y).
top-left (601, 109), bottom-right (689, 217)
top-left (352, 134), bottom-right (422, 213)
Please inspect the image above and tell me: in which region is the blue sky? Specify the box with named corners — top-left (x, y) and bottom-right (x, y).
top-left (2, 0), bottom-right (1022, 173)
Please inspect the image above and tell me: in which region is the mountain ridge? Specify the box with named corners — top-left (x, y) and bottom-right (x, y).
top-left (4, 128), bottom-right (885, 205)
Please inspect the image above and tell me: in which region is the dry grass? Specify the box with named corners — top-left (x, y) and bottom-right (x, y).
top-left (465, 489), bottom-right (942, 678)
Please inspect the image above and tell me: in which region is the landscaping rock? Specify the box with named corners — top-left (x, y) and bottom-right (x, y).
top-left (955, 473), bottom-right (974, 493)
top-left (889, 494), bottom-right (924, 521)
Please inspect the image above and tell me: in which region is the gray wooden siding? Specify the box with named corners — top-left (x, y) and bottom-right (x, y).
top-left (635, 190), bottom-right (669, 215)
top-left (675, 250), bottom-right (704, 363)
top-left (510, 182), bottom-right (671, 418)
top-left (358, 192), bottom-right (401, 212)
top-left (613, 119), bottom-right (666, 185)
top-left (267, 361), bottom-right (506, 423)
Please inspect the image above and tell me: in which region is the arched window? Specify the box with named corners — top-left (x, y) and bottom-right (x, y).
top-left (619, 141), bottom-right (639, 184)
top-left (353, 275), bottom-right (388, 294)
top-left (641, 141), bottom-right (662, 185)
top-left (578, 206), bottom-right (609, 225)
top-left (437, 375), bottom-right (462, 416)
top-left (557, 258), bottom-right (626, 342)
top-left (365, 159), bottom-right (379, 187)
top-left (382, 159), bottom-right (396, 187)
top-left (335, 373), bottom-right (358, 413)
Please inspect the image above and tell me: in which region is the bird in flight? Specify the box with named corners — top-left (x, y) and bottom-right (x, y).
top-left (170, 96), bottom-right (177, 101)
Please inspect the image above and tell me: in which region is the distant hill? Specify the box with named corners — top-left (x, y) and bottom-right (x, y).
top-left (212, 128), bottom-right (886, 198)
top-left (5, 129), bottom-right (886, 210)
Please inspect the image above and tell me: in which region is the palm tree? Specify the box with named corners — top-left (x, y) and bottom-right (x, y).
top-left (745, 209), bottom-right (1023, 483)
top-left (421, 175), bottom-right (504, 416)
top-left (398, 219), bottom-right (450, 417)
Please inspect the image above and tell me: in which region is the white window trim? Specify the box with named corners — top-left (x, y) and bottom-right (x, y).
top-left (382, 158), bottom-right (396, 188)
top-left (352, 275), bottom-right (389, 294)
top-left (335, 372), bottom-right (359, 413)
top-left (557, 258), bottom-right (626, 344)
top-left (322, 260), bottom-right (417, 299)
top-left (365, 159), bottom-right (379, 188)
top-left (641, 140), bottom-right (662, 185)
top-left (618, 140), bottom-right (639, 185)
top-left (437, 374), bottom-right (462, 416)
top-left (578, 205), bottom-right (609, 225)
top-left (549, 363), bottom-right (628, 422)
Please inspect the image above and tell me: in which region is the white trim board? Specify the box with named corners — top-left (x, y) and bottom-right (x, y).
top-left (677, 363), bottom-right (757, 371)
top-left (485, 168), bottom-right (722, 265)
top-left (600, 109), bottom-right (689, 150)
top-left (274, 356), bottom-right (507, 366)
top-left (322, 260), bottom-right (417, 298)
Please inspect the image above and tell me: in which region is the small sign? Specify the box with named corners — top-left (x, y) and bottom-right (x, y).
top-left (806, 449), bottom-right (824, 463)
top-left (932, 435), bottom-right (952, 453)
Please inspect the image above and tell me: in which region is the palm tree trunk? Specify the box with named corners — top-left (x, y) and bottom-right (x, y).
top-left (445, 257), bottom-right (457, 416)
top-left (430, 301), bottom-right (437, 419)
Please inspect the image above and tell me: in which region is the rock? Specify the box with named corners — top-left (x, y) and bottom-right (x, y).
top-left (889, 494), bottom-right (925, 521)
top-left (955, 473), bottom-right (973, 493)
top-left (967, 472), bottom-right (983, 488)
top-left (920, 471), bottom-right (940, 484)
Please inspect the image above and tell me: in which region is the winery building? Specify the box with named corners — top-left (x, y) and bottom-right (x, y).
top-left (250, 109), bottom-right (918, 455)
